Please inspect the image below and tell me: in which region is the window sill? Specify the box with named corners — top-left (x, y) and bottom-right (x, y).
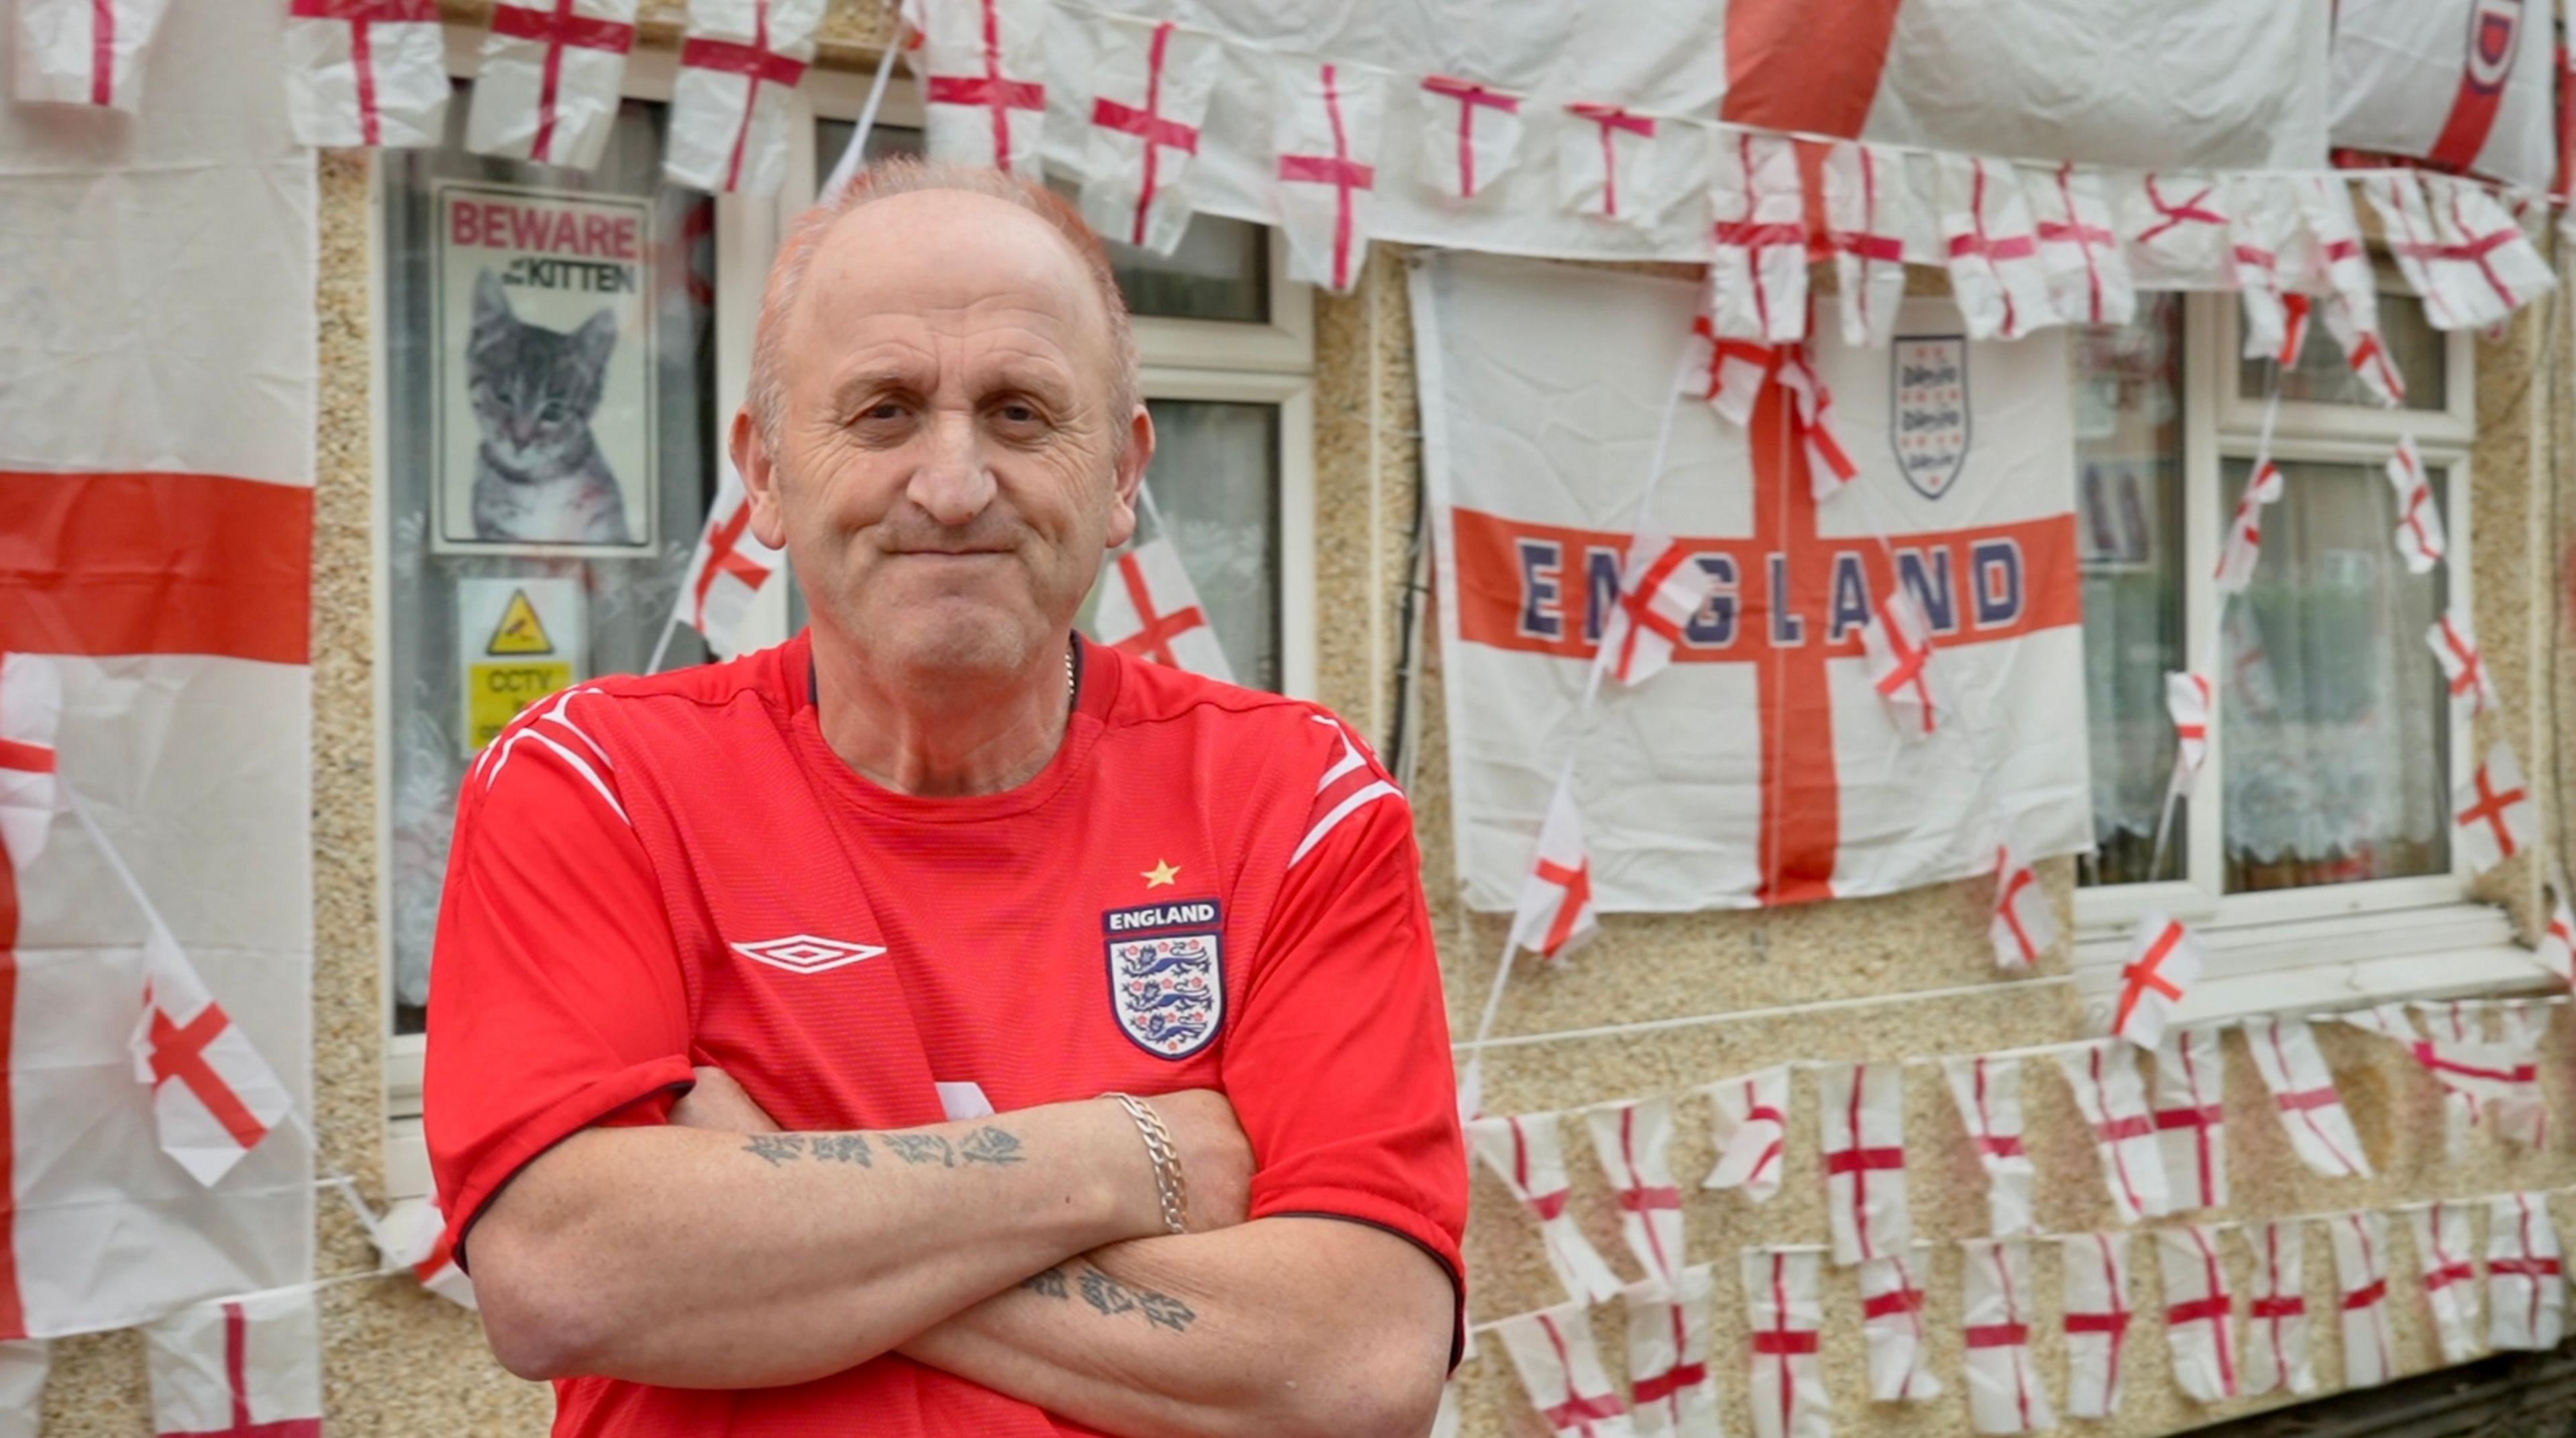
top-left (2071, 900), bottom-right (2552, 1026)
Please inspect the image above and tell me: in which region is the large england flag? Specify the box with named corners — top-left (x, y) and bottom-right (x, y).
top-left (2328, 0), bottom-right (2557, 194)
top-left (1418, 253), bottom-right (2088, 911)
top-left (0, 3), bottom-right (315, 1335)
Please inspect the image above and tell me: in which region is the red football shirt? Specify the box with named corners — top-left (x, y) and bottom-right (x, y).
top-left (425, 632), bottom-right (1466, 1435)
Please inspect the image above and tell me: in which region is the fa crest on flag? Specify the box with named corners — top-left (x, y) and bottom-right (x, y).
top-left (1890, 335), bottom-right (1972, 500)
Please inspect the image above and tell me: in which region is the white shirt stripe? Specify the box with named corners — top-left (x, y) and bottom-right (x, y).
top-left (1289, 780), bottom-right (1397, 869)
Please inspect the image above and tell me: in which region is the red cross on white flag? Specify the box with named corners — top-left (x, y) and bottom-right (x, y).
top-left (2427, 176), bottom-right (2558, 322)
top-left (1598, 531), bottom-right (1723, 689)
top-left (466, 0), bottom-right (640, 169)
top-left (1937, 156), bottom-right (2058, 340)
top-left (2033, 163), bottom-right (2133, 326)
top-left (1742, 1248), bottom-right (1829, 1438)
top-left (1467, 1112), bottom-right (1624, 1307)
top-left (2165, 669), bottom-right (2212, 787)
top-left (1273, 60), bottom-right (1384, 294)
top-left (665, 0), bottom-right (821, 197)
top-left (1821, 142), bottom-right (1923, 350)
top-left (1494, 1304), bottom-right (1632, 1438)
top-left (2058, 1232), bottom-right (2133, 1419)
top-left (1700, 1064), bottom-right (1788, 1203)
top-left (2428, 608), bottom-right (2498, 718)
top-left (2153, 1024), bottom-right (2229, 1211)
top-left (2404, 999), bottom-right (2547, 1150)
top-left (378, 1197), bottom-right (477, 1309)
top-left (2121, 171), bottom-right (2233, 287)
top-left (143, 1288), bottom-right (321, 1438)
top-left (1939, 1053), bottom-right (2035, 1237)
top-left (914, 0), bottom-right (1048, 177)
top-left (1625, 1262), bottom-right (1722, 1437)
top-left (1772, 346), bottom-right (1860, 503)
top-left (2112, 912), bottom-right (2201, 1050)
top-left (1081, 17), bottom-right (1217, 254)
top-left (132, 921), bottom-right (294, 1187)
top-left (1683, 315), bottom-right (1776, 428)
top-left (1707, 132), bottom-right (1808, 341)
top-left (1860, 587), bottom-right (1942, 740)
top-left (1961, 1237), bottom-right (2052, 1435)
top-left (1988, 842), bottom-right (2055, 972)
top-left (1818, 1061), bottom-right (1909, 1265)
top-left (2245, 1015), bottom-right (2373, 1178)
top-left (284, 0), bottom-right (450, 148)
top-left (2157, 1224), bottom-right (2241, 1402)
top-left (1559, 102), bottom-right (1668, 225)
top-left (2055, 1039), bottom-right (2174, 1224)
top-left (1858, 1256), bottom-right (1940, 1402)
top-left (2331, 1211), bottom-right (2398, 1388)
top-left (1091, 537), bottom-right (1234, 682)
top-left (2301, 176), bottom-right (2410, 406)
top-left (2229, 177), bottom-right (2310, 364)
top-left (2213, 458), bottom-right (2284, 594)
top-left (1509, 774), bottom-right (1600, 961)
top-left (11, 0), bottom-right (172, 112)
top-left (1416, 76), bottom-right (1524, 202)
top-left (2536, 891), bottom-right (2575, 987)
top-left (2487, 1191), bottom-right (2565, 1351)
top-left (2410, 1200), bottom-right (2484, 1364)
top-left (2361, 170), bottom-right (2474, 329)
top-left (2454, 739), bottom-right (2534, 874)
top-left (679, 457), bottom-right (786, 660)
top-left (0, 654), bottom-right (63, 875)
top-left (2244, 1219), bottom-right (2314, 1397)
top-left (1584, 1096), bottom-right (1685, 1292)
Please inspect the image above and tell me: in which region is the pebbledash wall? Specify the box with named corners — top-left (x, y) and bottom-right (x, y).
top-left (27, 5), bottom-right (2576, 1434)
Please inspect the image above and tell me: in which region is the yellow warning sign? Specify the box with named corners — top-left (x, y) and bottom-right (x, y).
top-left (468, 661), bottom-right (576, 751)
top-left (484, 588), bottom-right (555, 655)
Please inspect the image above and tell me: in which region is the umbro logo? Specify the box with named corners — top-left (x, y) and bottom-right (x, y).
top-left (729, 934), bottom-right (887, 975)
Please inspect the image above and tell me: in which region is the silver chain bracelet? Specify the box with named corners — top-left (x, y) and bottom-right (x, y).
top-left (1102, 1091), bottom-right (1188, 1235)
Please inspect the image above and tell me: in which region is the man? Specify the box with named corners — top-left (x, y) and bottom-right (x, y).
top-left (423, 158), bottom-right (1465, 1437)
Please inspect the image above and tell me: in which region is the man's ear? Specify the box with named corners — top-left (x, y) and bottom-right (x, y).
top-left (731, 408), bottom-right (789, 550)
top-left (1105, 402), bottom-right (1155, 550)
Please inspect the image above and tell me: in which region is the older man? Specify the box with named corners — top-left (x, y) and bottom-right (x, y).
top-left (423, 158), bottom-right (1464, 1437)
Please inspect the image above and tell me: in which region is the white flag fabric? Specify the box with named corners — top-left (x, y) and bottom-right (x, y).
top-left (2491, 1002), bottom-right (2551, 1146)
top-left (1818, 1061), bottom-right (1909, 1265)
top-left (1272, 58), bottom-right (1384, 293)
top-left (465, 0), bottom-right (639, 169)
top-left (664, 0), bottom-right (821, 196)
top-left (1859, 586), bottom-right (1944, 740)
top-left (2328, 0), bottom-right (2557, 193)
top-left (1937, 155), bottom-right (2057, 340)
top-left (2331, 1211), bottom-right (2399, 1388)
top-left (1558, 103), bottom-right (1682, 227)
top-left (1495, 1303), bottom-right (1636, 1438)
top-left (2029, 164), bottom-right (2131, 327)
top-left (1414, 75), bottom-right (1523, 203)
top-left (2454, 740), bottom-right (2535, 875)
top-left (914, 0), bottom-right (1049, 177)
top-left (1772, 345), bottom-right (1860, 504)
top-left (284, 0), bottom-right (450, 149)
top-left (2057, 1232), bottom-right (2133, 1420)
top-left (1701, 1065), bottom-right (1788, 1201)
top-left (11, 0), bottom-right (172, 111)
top-left (1418, 255), bottom-right (2090, 912)
top-left (2423, 174), bottom-right (2557, 324)
top-left (0, 655), bottom-right (62, 874)
top-left (1988, 843), bottom-right (2055, 971)
top-left (2053, 1040), bottom-right (2171, 1223)
top-left (1960, 1238), bottom-right (2053, 1435)
top-left (1599, 531), bottom-right (1727, 689)
top-left (1742, 1248), bottom-right (1829, 1438)
top-left (1858, 1255), bottom-right (1940, 1402)
top-left (1585, 1097), bottom-right (1685, 1291)
top-left (2410, 1201), bottom-right (2484, 1364)
top-left (2112, 913), bottom-right (2200, 1051)
top-left (2213, 458), bottom-right (2284, 594)
top-left (1467, 1113), bottom-right (1624, 1307)
top-left (2359, 172), bottom-right (2475, 331)
top-left (2152, 1024), bottom-right (2229, 1211)
top-left (1821, 142), bottom-right (1923, 349)
top-left (2243, 1219), bottom-right (2314, 1397)
top-left (680, 457), bottom-right (788, 661)
top-left (2537, 894), bottom-right (2576, 987)
top-left (377, 1196), bottom-right (476, 1309)
top-left (1685, 315), bottom-right (1776, 428)
top-left (1079, 14), bottom-right (1220, 254)
top-left (2303, 177), bottom-right (2408, 406)
top-left (0, 1338), bottom-right (45, 1438)
top-left (2386, 434), bottom-right (2447, 575)
top-left (132, 922), bottom-right (294, 1188)
top-left (1509, 773), bottom-right (1601, 962)
top-left (142, 1288), bottom-right (322, 1438)
top-left (2486, 1192), bottom-right (2563, 1351)
top-left (2229, 177), bottom-right (2310, 364)
top-left (2428, 608), bottom-right (2499, 719)
top-left (1940, 1053), bottom-right (2034, 1237)
top-left (2245, 1016), bottom-right (2373, 1178)
top-left (1705, 131), bottom-right (1808, 341)
top-left (2116, 172), bottom-right (2233, 289)
top-left (2164, 671), bottom-right (2212, 782)
top-left (1625, 1264), bottom-right (1722, 1438)
top-left (0, 0), bottom-right (316, 1336)
top-left (2157, 1224), bottom-right (2241, 1402)
top-left (2347, 1003), bottom-right (2478, 1160)
top-left (1091, 537), bottom-right (1234, 683)
top-left (2406, 1000), bottom-right (2546, 1150)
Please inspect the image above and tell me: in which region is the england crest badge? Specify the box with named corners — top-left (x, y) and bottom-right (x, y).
top-left (1103, 899), bottom-right (1226, 1060)
top-left (1891, 335), bottom-right (1971, 500)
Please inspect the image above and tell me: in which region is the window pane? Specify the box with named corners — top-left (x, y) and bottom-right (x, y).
top-left (816, 120), bottom-right (1269, 321)
top-left (2220, 459), bottom-right (2450, 891)
top-left (384, 91), bottom-right (717, 1034)
top-left (2237, 290), bottom-right (2446, 410)
top-left (2076, 297), bottom-right (2190, 885)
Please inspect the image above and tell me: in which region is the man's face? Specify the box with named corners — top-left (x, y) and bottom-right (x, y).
top-left (739, 190), bottom-right (1148, 680)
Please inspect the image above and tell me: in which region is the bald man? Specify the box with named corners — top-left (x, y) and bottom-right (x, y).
top-left (423, 160), bottom-right (1466, 1437)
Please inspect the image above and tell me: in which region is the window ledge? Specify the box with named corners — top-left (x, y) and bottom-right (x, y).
top-left (2071, 901), bottom-right (2553, 1026)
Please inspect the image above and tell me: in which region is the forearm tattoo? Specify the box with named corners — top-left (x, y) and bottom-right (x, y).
top-left (1018, 1264), bottom-right (1197, 1333)
top-left (739, 1126), bottom-right (1024, 1169)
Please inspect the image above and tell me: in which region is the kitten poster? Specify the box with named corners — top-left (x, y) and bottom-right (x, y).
top-left (433, 179), bottom-right (657, 555)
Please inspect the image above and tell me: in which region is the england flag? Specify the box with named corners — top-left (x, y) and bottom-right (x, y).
top-left (1091, 537), bottom-right (1234, 682)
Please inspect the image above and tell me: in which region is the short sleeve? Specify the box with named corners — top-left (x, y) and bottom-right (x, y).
top-left (1224, 736), bottom-right (1468, 1368)
top-left (423, 721), bottom-right (696, 1270)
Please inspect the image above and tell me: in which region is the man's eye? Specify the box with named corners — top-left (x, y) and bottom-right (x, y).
top-left (860, 402), bottom-right (905, 421)
top-left (998, 403), bottom-right (1040, 424)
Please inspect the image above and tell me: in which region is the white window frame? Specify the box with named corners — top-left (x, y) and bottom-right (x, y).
top-left (2068, 288), bottom-right (2530, 1028)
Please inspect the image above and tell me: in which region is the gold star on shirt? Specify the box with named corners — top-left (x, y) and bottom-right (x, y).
top-left (1142, 859), bottom-right (1179, 888)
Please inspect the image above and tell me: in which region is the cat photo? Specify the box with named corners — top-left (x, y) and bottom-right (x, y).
top-left (463, 269), bottom-right (633, 546)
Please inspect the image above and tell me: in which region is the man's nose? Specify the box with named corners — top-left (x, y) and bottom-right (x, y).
top-left (907, 408), bottom-right (996, 527)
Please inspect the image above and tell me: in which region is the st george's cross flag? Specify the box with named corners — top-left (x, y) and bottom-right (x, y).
top-left (2112, 914), bottom-right (2201, 1050)
top-left (1742, 1247), bottom-right (1830, 1438)
top-left (2331, 1211), bottom-right (2400, 1388)
top-left (1419, 254), bottom-right (2088, 914)
top-left (1821, 142), bottom-right (1929, 350)
top-left (282, 0), bottom-right (450, 149)
top-left (1988, 842), bottom-right (2056, 971)
top-left (665, 0), bottom-right (824, 197)
top-left (2486, 1191), bottom-right (2564, 1351)
top-left (1089, 537), bottom-right (1234, 683)
top-left (910, 0), bottom-right (1049, 178)
top-left (1960, 1238), bottom-right (2052, 1435)
top-left (1624, 1264), bottom-right (1723, 1438)
top-left (2243, 1219), bottom-right (2314, 1397)
top-left (1940, 1053), bottom-right (2035, 1237)
top-left (464, 0), bottom-right (639, 170)
top-left (2410, 1200), bottom-right (2484, 1364)
top-left (680, 455), bottom-right (788, 659)
top-left (133, 920), bottom-right (294, 1187)
top-left (1509, 773), bottom-right (1601, 961)
top-left (2454, 740), bottom-right (2535, 874)
top-left (1077, 14), bottom-right (1220, 256)
top-left (2157, 1224), bottom-right (2242, 1402)
top-left (1414, 75), bottom-right (1525, 203)
top-left (2057, 1232), bottom-right (2133, 1419)
top-left (376, 1197), bottom-right (476, 1309)
top-left (2328, 0), bottom-right (2559, 193)
top-left (142, 1288), bottom-right (321, 1438)
top-left (12, 0), bottom-right (174, 111)
top-left (1700, 1064), bottom-right (1788, 1202)
top-left (2054, 1039), bottom-right (2171, 1224)
top-left (1493, 1303), bottom-right (1634, 1438)
top-left (1597, 530), bottom-right (1729, 689)
top-left (1858, 1255), bottom-right (1939, 1403)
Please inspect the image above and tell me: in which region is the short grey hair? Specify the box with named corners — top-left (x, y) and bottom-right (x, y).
top-left (745, 156), bottom-right (1142, 458)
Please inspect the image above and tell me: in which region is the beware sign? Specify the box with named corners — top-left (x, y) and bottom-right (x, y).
top-left (457, 577), bottom-right (586, 755)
